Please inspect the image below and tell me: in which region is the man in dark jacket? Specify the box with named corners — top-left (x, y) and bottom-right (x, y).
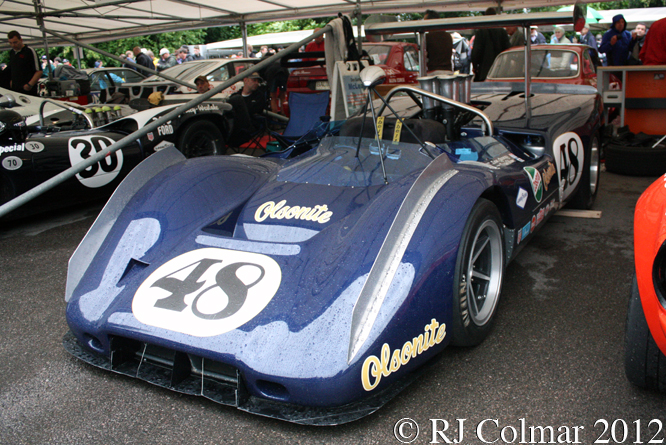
top-left (6, 30), bottom-right (42, 96)
top-left (579, 25), bottom-right (598, 51)
top-left (133, 46), bottom-right (155, 76)
top-left (599, 14), bottom-right (635, 66)
top-left (471, 8), bottom-right (511, 81)
top-left (424, 10), bottom-right (453, 73)
top-left (226, 71), bottom-right (267, 147)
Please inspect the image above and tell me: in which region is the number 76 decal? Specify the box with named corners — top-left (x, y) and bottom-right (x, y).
top-left (132, 248), bottom-right (281, 337)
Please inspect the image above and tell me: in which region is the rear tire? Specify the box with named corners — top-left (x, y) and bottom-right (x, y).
top-left (605, 143), bottom-right (666, 177)
top-left (624, 275), bottom-right (666, 391)
top-left (450, 198), bottom-right (505, 346)
top-left (177, 120), bottom-right (224, 158)
top-left (568, 134), bottom-right (600, 209)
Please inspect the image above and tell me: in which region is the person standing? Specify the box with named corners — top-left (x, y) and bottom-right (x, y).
top-left (551, 27), bottom-right (571, 44)
top-left (133, 46), bottom-right (155, 76)
top-left (640, 17), bottom-right (666, 65)
top-left (6, 30), bottom-right (42, 96)
top-left (191, 45), bottom-right (205, 61)
top-left (506, 26), bottom-right (525, 47)
top-left (156, 48), bottom-right (176, 72)
top-left (629, 23), bottom-right (647, 64)
top-left (579, 25), bottom-right (598, 51)
top-left (471, 8), bottom-right (510, 81)
top-left (530, 27), bottom-right (547, 44)
top-left (599, 14), bottom-right (634, 66)
top-left (424, 10), bottom-right (454, 74)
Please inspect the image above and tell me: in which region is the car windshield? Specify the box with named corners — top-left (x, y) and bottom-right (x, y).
top-left (365, 45), bottom-right (391, 65)
top-left (142, 62), bottom-right (215, 82)
top-left (487, 49), bottom-right (580, 79)
top-left (277, 136), bottom-right (436, 187)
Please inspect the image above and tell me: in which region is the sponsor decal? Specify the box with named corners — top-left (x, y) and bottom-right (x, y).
top-left (147, 132), bottom-right (154, 142)
top-left (157, 122), bottom-right (174, 136)
top-left (0, 143), bottom-right (24, 155)
top-left (537, 207), bottom-right (545, 225)
top-left (2, 155), bottom-right (22, 170)
top-left (132, 248), bottom-right (281, 337)
top-left (361, 319), bottom-right (446, 391)
top-left (531, 215), bottom-right (537, 233)
top-left (542, 161), bottom-right (556, 191)
top-left (489, 154), bottom-right (516, 168)
top-left (254, 200), bottom-right (333, 224)
top-left (197, 104), bottom-right (219, 112)
top-left (520, 221), bottom-right (531, 244)
top-left (153, 140), bottom-right (175, 151)
top-left (516, 187), bottom-right (528, 209)
top-left (524, 166), bottom-right (543, 203)
top-left (68, 135), bottom-right (123, 188)
top-left (25, 141), bottom-right (45, 153)
top-left (553, 132), bottom-right (584, 202)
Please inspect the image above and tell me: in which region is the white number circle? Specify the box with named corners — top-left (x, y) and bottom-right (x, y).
top-left (132, 248), bottom-right (282, 337)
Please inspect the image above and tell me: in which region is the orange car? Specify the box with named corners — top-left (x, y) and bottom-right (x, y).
top-left (625, 175), bottom-right (666, 390)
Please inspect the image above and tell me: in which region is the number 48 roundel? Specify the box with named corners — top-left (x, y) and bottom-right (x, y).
top-left (132, 248), bottom-right (281, 337)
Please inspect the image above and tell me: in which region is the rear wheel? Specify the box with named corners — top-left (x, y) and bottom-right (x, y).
top-left (568, 134), bottom-right (600, 209)
top-left (177, 120), bottom-right (224, 158)
top-left (450, 198), bottom-right (505, 346)
top-left (605, 143), bottom-right (666, 177)
top-left (625, 275), bottom-right (666, 391)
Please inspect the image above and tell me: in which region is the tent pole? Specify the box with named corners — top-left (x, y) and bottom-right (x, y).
top-left (241, 21), bottom-right (249, 57)
top-left (33, 0), bottom-right (53, 82)
top-left (418, 31), bottom-right (427, 77)
top-left (355, 1), bottom-right (362, 54)
top-left (0, 25), bottom-right (332, 219)
top-left (524, 24), bottom-right (531, 123)
top-left (75, 45), bottom-right (82, 69)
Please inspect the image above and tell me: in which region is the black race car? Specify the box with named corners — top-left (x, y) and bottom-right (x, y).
top-left (0, 95), bottom-right (231, 220)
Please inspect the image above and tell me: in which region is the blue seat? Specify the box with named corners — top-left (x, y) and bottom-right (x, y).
top-left (270, 91), bottom-right (330, 150)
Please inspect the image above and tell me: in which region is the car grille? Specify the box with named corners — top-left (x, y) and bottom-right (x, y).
top-left (63, 331), bottom-right (242, 406)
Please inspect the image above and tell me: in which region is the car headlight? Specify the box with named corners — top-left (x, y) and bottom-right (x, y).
top-left (652, 240), bottom-right (666, 309)
top-left (0, 121), bottom-right (6, 133)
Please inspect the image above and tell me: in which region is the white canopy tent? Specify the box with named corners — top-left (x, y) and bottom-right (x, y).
top-left (0, 0), bottom-right (608, 51)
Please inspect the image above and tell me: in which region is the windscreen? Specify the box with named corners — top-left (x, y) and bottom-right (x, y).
top-left (277, 136), bottom-right (437, 187)
top-left (487, 49), bottom-right (580, 79)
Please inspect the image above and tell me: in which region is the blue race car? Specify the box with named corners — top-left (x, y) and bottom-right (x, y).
top-left (63, 12), bottom-right (601, 426)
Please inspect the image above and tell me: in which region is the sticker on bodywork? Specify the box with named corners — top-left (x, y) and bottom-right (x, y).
top-left (361, 318), bottom-right (446, 391)
top-left (524, 167), bottom-right (543, 203)
top-left (516, 187), bottom-right (528, 209)
top-left (25, 141), bottom-right (45, 153)
top-left (553, 132), bottom-right (584, 202)
top-left (2, 156), bottom-right (22, 170)
top-left (68, 135), bottom-right (123, 188)
top-left (132, 248), bottom-right (281, 337)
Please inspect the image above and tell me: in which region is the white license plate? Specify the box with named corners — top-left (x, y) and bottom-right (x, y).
top-left (315, 81), bottom-right (329, 90)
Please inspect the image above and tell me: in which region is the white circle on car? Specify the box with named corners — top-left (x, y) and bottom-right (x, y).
top-left (553, 132), bottom-right (585, 202)
top-left (25, 141), bottom-right (45, 153)
top-left (132, 248), bottom-right (282, 337)
top-left (68, 135), bottom-right (123, 188)
top-left (2, 156), bottom-right (22, 170)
